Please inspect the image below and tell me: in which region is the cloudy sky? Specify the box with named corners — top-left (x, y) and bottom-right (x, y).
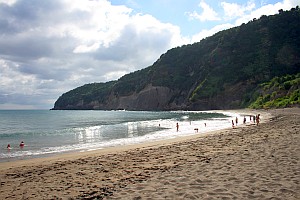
top-left (0, 0), bottom-right (298, 109)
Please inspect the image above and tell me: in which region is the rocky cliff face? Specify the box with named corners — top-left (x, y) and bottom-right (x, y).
top-left (53, 82), bottom-right (252, 111)
top-left (57, 85), bottom-right (178, 110)
top-left (108, 84), bottom-right (175, 110)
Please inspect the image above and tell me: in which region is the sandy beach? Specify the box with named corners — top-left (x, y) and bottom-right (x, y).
top-left (0, 108), bottom-right (299, 199)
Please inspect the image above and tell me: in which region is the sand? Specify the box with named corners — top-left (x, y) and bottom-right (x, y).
top-left (0, 108), bottom-right (299, 200)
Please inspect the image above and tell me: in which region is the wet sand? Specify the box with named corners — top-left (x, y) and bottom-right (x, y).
top-left (0, 108), bottom-right (299, 199)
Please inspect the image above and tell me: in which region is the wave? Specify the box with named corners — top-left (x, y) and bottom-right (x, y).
top-left (0, 110), bottom-right (238, 162)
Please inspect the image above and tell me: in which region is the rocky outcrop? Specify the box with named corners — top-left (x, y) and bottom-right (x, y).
top-left (102, 84), bottom-right (177, 110)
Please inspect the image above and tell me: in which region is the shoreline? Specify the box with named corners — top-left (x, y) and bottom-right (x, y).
top-left (0, 109), bottom-right (263, 167)
top-left (1, 108), bottom-right (299, 199)
top-left (0, 109), bottom-right (261, 164)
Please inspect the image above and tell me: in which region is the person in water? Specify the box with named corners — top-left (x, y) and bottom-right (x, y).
top-left (176, 123), bottom-right (179, 132)
top-left (7, 144), bottom-right (11, 150)
top-left (19, 141), bottom-right (25, 148)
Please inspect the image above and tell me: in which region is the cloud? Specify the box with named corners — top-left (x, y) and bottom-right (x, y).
top-left (0, 0), bottom-right (17, 6)
top-left (221, 0), bottom-right (256, 20)
top-left (0, 0), bottom-right (185, 109)
top-left (187, 0), bottom-right (220, 22)
top-left (234, 0), bottom-right (300, 26)
top-left (192, 0), bottom-right (299, 42)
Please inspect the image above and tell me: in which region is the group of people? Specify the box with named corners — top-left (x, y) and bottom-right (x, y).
top-left (232, 114), bottom-right (261, 128)
top-left (174, 113), bottom-right (261, 132)
top-left (6, 141), bottom-right (25, 150)
top-left (176, 114), bottom-right (261, 131)
top-left (176, 122), bottom-right (207, 132)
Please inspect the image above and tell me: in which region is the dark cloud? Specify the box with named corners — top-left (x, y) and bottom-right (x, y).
top-left (0, 37), bottom-right (54, 59)
top-left (0, 0), bottom-right (183, 109)
top-left (0, 0), bottom-right (64, 32)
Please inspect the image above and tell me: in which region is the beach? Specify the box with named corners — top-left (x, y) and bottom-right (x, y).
top-left (0, 108), bottom-right (299, 199)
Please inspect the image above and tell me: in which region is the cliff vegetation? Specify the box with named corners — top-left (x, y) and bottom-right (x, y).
top-left (250, 73), bottom-right (300, 108)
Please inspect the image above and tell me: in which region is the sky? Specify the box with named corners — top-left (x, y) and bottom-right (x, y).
top-left (0, 0), bottom-right (299, 109)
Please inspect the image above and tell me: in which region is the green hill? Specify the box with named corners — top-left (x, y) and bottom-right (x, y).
top-left (52, 7), bottom-right (300, 110)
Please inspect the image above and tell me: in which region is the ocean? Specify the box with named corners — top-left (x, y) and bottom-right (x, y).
top-left (0, 110), bottom-right (239, 162)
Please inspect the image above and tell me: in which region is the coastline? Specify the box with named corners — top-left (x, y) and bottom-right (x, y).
top-left (0, 109), bottom-right (262, 167)
top-left (0, 108), bottom-right (299, 199)
top-left (0, 109), bottom-right (241, 163)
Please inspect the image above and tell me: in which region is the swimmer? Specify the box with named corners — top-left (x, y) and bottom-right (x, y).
top-left (19, 141), bottom-right (25, 148)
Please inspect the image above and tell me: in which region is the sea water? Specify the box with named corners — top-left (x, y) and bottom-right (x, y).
top-left (0, 110), bottom-right (239, 162)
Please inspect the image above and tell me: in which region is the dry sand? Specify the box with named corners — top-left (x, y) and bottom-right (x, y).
top-left (0, 108), bottom-right (299, 200)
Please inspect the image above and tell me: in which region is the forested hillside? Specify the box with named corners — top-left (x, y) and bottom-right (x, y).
top-left (53, 7), bottom-right (300, 110)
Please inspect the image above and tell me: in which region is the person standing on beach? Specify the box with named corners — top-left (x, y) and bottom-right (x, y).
top-left (256, 114), bottom-right (260, 125)
top-left (176, 123), bottom-right (179, 132)
top-left (235, 117), bottom-right (238, 126)
top-left (232, 120), bottom-right (235, 128)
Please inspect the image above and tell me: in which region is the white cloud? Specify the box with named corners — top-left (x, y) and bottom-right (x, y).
top-left (191, 0), bottom-right (299, 42)
top-left (234, 0), bottom-right (299, 26)
top-left (188, 0), bottom-right (220, 22)
top-left (221, 0), bottom-right (256, 19)
top-left (283, 0), bottom-right (300, 7)
top-left (0, 0), bottom-right (17, 6)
